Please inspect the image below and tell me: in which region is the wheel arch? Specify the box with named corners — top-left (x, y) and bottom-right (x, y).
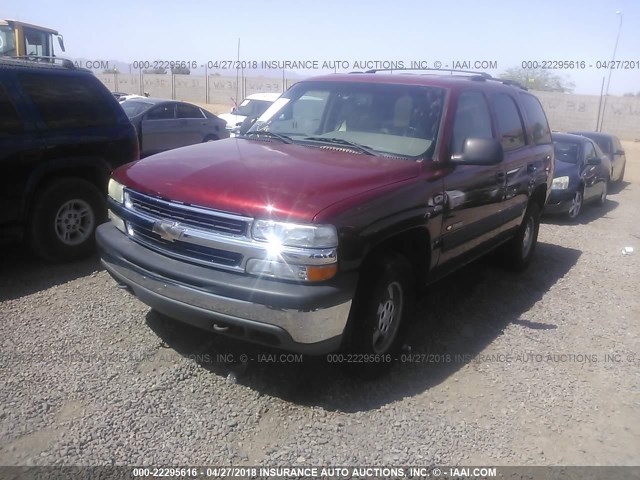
top-left (23, 157), bottom-right (111, 222)
top-left (359, 226), bottom-right (432, 290)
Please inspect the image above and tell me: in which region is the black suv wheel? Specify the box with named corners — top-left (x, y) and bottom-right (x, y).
top-left (500, 202), bottom-right (541, 272)
top-left (344, 253), bottom-right (413, 378)
top-left (29, 178), bottom-right (106, 261)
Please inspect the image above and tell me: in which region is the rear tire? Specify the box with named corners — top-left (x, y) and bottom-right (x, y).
top-left (617, 163), bottom-right (625, 184)
top-left (500, 202), bottom-right (540, 272)
top-left (343, 253), bottom-right (413, 379)
top-left (29, 178), bottom-right (105, 262)
top-left (597, 180), bottom-right (608, 206)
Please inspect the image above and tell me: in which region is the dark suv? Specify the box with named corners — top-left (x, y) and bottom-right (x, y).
top-left (0, 58), bottom-right (139, 261)
top-left (97, 70), bottom-right (553, 374)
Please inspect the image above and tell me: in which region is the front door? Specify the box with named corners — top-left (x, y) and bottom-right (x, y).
top-left (141, 103), bottom-right (178, 156)
top-left (439, 90), bottom-right (504, 264)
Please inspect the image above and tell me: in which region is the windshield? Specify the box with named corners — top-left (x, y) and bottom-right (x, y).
top-left (247, 81), bottom-right (446, 158)
top-left (235, 99), bottom-right (273, 117)
top-left (121, 100), bottom-right (153, 117)
top-left (554, 141), bottom-right (579, 164)
top-left (0, 25), bottom-right (16, 56)
top-left (590, 137), bottom-right (612, 154)
top-left (571, 133), bottom-right (612, 154)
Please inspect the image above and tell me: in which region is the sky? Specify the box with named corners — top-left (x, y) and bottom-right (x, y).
top-left (4, 0), bottom-right (640, 95)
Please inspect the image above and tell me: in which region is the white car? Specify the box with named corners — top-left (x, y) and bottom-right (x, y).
top-left (218, 92), bottom-right (281, 135)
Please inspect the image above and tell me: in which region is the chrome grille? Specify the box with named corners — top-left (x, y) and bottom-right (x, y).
top-left (127, 217), bottom-right (243, 267)
top-left (121, 189), bottom-right (252, 270)
top-left (126, 190), bottom-right (248, 236)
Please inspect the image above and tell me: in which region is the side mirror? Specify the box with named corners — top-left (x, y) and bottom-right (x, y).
top-left (451, 138), bottom-right (503, 166)
top-left (57, 35), bottom-right (65, 53)
top-left (586, 157), bottom-right (602, 166)
top-left (615, 150), bottom-right (625, 156)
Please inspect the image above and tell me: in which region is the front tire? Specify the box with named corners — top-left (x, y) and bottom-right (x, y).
top-left (28, 178), bottom-right (105, 262)
top-left (500, 202), bottom-right (541, 272)
top-left (567, 188), bottom-right (583, 220)
top-left (343, 253), bottom-right (413, 378)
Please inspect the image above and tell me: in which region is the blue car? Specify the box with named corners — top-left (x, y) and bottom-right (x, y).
top-left (545, 133), bottom-right (610, 219)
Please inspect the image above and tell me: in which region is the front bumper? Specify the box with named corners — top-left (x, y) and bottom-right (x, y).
top-left (544, 189), bottom-right (574, 215)
top-left (96, 223), bottom-right (356, 354)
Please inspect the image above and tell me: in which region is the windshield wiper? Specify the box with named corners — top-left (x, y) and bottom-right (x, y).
top-left (303, 137), bottom-right (376, 156)
top-left (240, 130), bottom-right (293, 144)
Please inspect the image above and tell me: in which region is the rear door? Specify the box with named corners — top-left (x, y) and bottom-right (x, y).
top-left (0, 78), bottom-right (35, 225)
top-left (518, 93), bottom-right (554, 205)
top-left (491, 92), bottom-right (531, 233)
top-left (175, 103), bottom-right (209, 145)
top-left (582, 140), bottom-right (603, 200)
top-left (439, 90), bottom-right (504, 264)
top-left (141, 103), bottom-right (178, 155)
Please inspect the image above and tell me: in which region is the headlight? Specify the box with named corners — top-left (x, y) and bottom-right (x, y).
top-left (108, 178), bottom-right (125, 203)
top-left (252, 220), bottom-right (337, 249)
top-left (551, 176), bottom-right (570, 190)
top-left (249, 220), bottom-right (338, 282)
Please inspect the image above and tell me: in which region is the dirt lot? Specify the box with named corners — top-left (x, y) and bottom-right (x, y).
top-left (0, 144), bottom-right (639, 466)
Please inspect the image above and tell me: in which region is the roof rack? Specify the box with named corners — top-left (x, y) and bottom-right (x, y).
top-left (496, 78), bottom-right (527, 90)
top-left (7, 56), bottom-right (76, 69)
top-left (362, 67), bottom-right (493, 79)
top-left (353, 68), bottom-right (528, 90)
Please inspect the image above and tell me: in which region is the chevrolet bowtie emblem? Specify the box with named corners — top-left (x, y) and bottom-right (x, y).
top-left (152, 220), bottom-right (185, 242)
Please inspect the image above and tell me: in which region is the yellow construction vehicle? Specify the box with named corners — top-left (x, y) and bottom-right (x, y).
top-left (0, 19), bottom-right (65, 57)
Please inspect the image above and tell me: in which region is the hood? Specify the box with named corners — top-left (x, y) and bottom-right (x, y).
top-left (112, 138), bottom-right (421, 222)
top-left (554, 159), bottom-right (578, 178)
top-left (218, 113), bottom-right (246, 127)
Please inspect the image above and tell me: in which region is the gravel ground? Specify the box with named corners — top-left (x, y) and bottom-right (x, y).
top-left (1, 146), bottom-right (639, 467)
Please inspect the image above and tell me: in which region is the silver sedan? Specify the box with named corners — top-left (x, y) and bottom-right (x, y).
top-left (121, 98), bottom-right (229, 157)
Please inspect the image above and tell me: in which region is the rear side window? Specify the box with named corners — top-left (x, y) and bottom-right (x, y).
top-left (519, 94), bottom-right (551, 145)
top-left (146, 104), bottom-right (175, 120)
top-left (451, 91), bottom-right (493, 155)
top-left (0, 83), bottom-right (24, 134)
top-left (588, 136), bottom-right (612, 154)
top-left (493, 94), bottom-right (525, 151)
top-left (18, 73), bottom-right (116, 130)
top-left (176, 103), bottom-right (203, 119)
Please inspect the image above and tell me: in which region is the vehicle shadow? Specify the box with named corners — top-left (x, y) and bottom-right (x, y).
top-left (607, 180), bottom-right (631, 196)
top-left (542, 197), bottom-right (619, 226)
top-left (145, 240), bottom-right (581, 412)
top-left (0, 244), bottom-right (102, 302)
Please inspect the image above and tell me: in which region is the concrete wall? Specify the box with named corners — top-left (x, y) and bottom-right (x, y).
top-left (534, 90), bottom-right (640, 141)
top-left (96, 73), bottom-right (640, 140)
top-left (96, 73), bottom-right (297, 108)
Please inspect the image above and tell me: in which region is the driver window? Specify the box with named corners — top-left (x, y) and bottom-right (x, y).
top-left (450, 91), bottom-right (493, 155)
top-left (24, 27), bottom-right (51, 56)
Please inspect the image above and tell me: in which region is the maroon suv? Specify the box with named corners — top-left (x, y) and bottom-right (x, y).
top-left (97, 71), bottom-right (554, 373)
